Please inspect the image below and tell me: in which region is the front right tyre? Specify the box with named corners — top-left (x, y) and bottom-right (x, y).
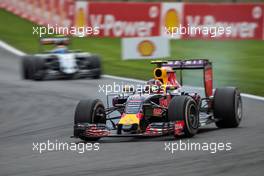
top-left (21, 56), bottom-right (34, 79)
top-left (168, 96), bottom-right (199, 138)
top-left (89, 55), bottom-right (101, 79)
top-left (32, 58), bottom-right (46, 81)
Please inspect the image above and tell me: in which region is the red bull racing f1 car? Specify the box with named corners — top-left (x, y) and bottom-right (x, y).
top-left (73, 59), bottom-right (242, 141)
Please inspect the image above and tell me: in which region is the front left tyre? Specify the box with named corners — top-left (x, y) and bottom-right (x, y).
top-left (74, 99), bottom-right (106, 141)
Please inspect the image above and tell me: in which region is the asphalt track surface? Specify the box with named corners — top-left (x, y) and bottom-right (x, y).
top-left (0, 46), bottom-right (264, 176)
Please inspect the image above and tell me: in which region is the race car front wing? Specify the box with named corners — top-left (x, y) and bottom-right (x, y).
top-left (73, 122), bottom-right (177, 138)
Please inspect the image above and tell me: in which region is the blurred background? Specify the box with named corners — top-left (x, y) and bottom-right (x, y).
top-left (85, 0), bottom-right (264, 2)
top-left (0, 0), bottom-right (263, 96)
top-left (80, 0), bottom-right (264, 2)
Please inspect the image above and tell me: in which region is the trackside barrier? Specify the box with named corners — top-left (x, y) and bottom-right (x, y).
top-left (0, 0), bottom-right (263, 39)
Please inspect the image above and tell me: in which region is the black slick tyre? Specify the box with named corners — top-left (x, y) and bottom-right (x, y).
top-left (74, 99), bottom-right (106, 141)
top-left (214, 87), bottom-right (242, 128)
top-left (168, 96), bottom-right (199, 138)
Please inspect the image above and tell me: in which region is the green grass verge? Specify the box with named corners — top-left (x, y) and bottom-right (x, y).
top-left (0, 9), bottom-right (264, 96)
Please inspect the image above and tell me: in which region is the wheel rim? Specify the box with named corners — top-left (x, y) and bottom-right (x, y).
top-left (188, 104), bottom-right (199, 129)
top-left (237, 97), bottom-right (242, 121)
top-left (94, 106), bottom-right (106, 123)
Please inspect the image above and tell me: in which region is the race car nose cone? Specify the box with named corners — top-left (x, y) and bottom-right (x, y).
top-left (118, 114), bottom-right (140, 125)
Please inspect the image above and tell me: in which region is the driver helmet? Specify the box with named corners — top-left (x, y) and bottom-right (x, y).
top-left (145, 79), bottom-right (163, 94)
top-left (52, 45), bottom-right (68, 54)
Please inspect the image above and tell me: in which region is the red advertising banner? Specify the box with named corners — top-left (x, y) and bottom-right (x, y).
top-left (85, 2), bottom-right (161, 37)
top-left (1, 1), bottom-right (264, 40)
top-left (183, 3), bottom-right (264, 40)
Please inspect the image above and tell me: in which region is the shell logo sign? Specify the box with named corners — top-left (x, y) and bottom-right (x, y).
top-left (164, 9), bottom-right (180, 33)
top-left (137, 40), bottom-right (156, 56)
top-left (75, 1), bottom-right (87, 28)
top-left (75, 7), bottom-right (86, 28)
top-left (161, 3), bottom-right (183, 39)
top-left (122, 37), bottom-right (170, 60)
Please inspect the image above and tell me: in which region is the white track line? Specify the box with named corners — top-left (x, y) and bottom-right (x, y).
top-left (240, 93), bottom-right (264, 101)
top-left (0, 41), bottom-right (25, 56)
top-left (1, 40), bottom-right (264, 101)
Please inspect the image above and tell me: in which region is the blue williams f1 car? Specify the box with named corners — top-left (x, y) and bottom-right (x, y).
top-left (21, 37), bottom-right (101, 80)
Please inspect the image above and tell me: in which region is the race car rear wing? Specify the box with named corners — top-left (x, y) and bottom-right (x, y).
top-left (40, 37), bottom-right (70, 45)
top-left (163, 59), bottom-right (211, 70)
top-left (152, 59), bottom-right (213, 97)
top-left (38, 37), bottom-right (70, 52)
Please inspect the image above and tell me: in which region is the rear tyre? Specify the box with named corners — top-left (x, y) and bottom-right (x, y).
top-left (214, 87), bottom-right (242, 128)
top-left (168, 96), bottom-right (199, 138)
top-left (74, 99), bottom-right (106, 141)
